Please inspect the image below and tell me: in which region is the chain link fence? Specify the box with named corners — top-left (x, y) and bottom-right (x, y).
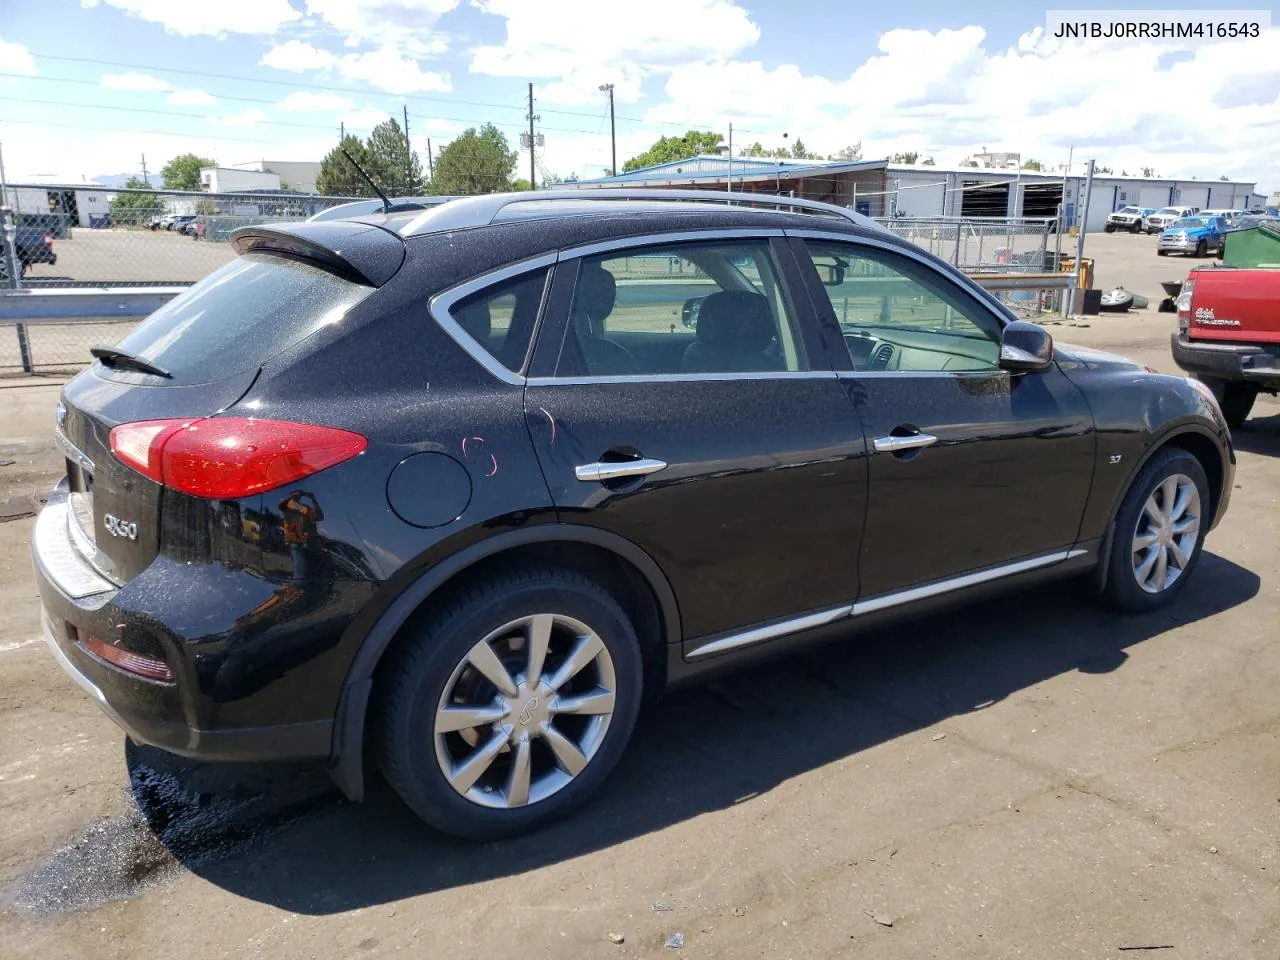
top-left (2, 191), bottom-right (1067, 375)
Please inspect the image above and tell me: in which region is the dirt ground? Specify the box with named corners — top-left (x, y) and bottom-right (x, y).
top-left (1, 239), bottom-right (1278, 959)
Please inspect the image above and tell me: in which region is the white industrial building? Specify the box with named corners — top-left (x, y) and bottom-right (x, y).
top-left (2, 183), bottom-right (113, 228)
top-left (227, 160), bottom-right (323, 194)
top-left (566, 156), bottom-right (1264, 231)
top-left (198, 166), bottom-right (282, 194)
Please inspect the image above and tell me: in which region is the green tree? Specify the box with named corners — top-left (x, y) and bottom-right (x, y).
top-left (1022, 158), bottom-right (1044, 171)
top-left (890, 151), bottom-right (920, 164)
top-left (1092, 163), bottom-right (1112, 174)
top-left (108, 177), bottom-right (166, 228)
top-left (161, 153), bottom-right (214, 191)
top-left (1141, 166), bottom-right (1156, 177)
top-left (430, 124), bottom-right (518, 195)
top-left (830, 143), bottom-right (863, 161)
top-left (921, 157), bottom-right (936, 166)
top-left (365, 118), bottom-right (424, 194)
top-left (622, 130), bottom-right (725, 172)
top-left (317, 136), bottom-right (378, 197)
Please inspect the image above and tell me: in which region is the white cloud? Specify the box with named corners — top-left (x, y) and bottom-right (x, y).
top-left (261, 39), bottom-right (336, 72)
top-left (101, 71), bottom-right (172, 92)
top-left (80, 0), bottom-right (301, 37)
top-left (0, 35), bottom-right (36, 76)
top-left (341, 106), bottom-right (395, 132)
top-left (215, 107), bottom-right (272, 126)
top-left (303, 0), bottom-right (456, 53)
top-left (261, 41), bottom-right (450, 94)
top-left (279, 91), bottom-right (355, 112)
top-left (165, 89), bottom-right (217, 106)
top-left (471, 0), bottom-right (759, 104)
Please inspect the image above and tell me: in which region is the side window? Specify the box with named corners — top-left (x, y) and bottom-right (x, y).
top-left (447, 268), bottom-right (549, 374)
top-left (803, 241), bottom-right (1001, 373)
top-left (555, 240), bottom-right (808, 377)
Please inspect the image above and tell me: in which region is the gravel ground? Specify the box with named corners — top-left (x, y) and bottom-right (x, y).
top-left (0, 234), bottom-right (1277, 960)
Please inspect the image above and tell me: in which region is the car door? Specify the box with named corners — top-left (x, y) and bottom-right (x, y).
top-left (788, 233), bottom-right (1097, 601)
top-left (521, 233), bottom-right (869, 648)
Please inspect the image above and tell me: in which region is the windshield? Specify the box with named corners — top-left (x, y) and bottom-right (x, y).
top-left (1116, 207), bottom-right (1140, 214)
top-left (106, 254), bottom-right (372, 383)
top-left (1171, 218), bottom-right (1205, 228)
top-left (1154, 208), bottom-right (1179, 216)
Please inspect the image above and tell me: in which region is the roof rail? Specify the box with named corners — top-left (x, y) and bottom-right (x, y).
top-left (398, 188), bottom-right (883, 236)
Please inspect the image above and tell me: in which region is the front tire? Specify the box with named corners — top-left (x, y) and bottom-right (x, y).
top-left (1103, 448), bottom-right (1210, 613)
top-left (1195, 240), bottom-right (1207, 257)
top-left (377, 568), bottom-right (643, 839)
top-left (1131, 221), bottom-right (1142, 233)
top-left (1105, 224), bottom-right (1115, 233)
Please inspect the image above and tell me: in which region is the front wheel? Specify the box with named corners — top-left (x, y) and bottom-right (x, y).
top-left (1131, 221), bottom-right (1143, 233)
top-left (1105, 224), bottom-right (1115, 233)
top-left (377, 568), bottom-right (644, 839)
top-left (1195, 240), bottom-right (1207, 257)
top-left (1103, 448), bottom-right (1210, 612)
top-left (1157, 249), bottom-right (1169, 256)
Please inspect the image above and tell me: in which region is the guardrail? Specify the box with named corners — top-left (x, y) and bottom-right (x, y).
top-left (0, 272), bottom-right (1077, 376)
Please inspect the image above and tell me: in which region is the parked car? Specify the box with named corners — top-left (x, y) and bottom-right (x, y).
top-left (166, 215), bottom-right (196, 232)
top-left (0, 226), bottom-right (56, 278)
top-left (1171, 243), bottom-right (1280, 428)
top-left (34, 190), bottom-right (1234, 839)
top-left (1145, 206), bottom-right (1200, 233)
top-left (1200, 208), bottom-right (1246, 225)
top-left (1158, 216), bottom-right (1228, 257)
top-left (1104, 206), bottom-right (1154, 233)
top-left (307, 196), bottom-right (453, 222)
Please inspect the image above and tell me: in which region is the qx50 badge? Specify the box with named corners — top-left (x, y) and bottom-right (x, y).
top-left (104, 514), bottom-right (138, 541)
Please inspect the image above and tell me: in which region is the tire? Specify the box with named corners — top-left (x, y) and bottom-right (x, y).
top-left (377, 567), bottom-right (644, 839)
top-left (1103, 448), bottom-right (1211, 613)
top-left (1131, 221), bottom-right (1142, 233)
top-left (1220, 382), bottom-right (1258, 429)
top-left (1157, 249), bottom-right (1168, 256)
top-left (1105, 224), bottom-right (1115, 233)
top-left (1195, 240), bottom-right (1207, 257)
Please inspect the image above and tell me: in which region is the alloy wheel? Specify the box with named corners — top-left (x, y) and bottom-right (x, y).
top-left (433, 614), bottom-right (617, 809)
top-left (1131, 474), bottom-right (1201, 594)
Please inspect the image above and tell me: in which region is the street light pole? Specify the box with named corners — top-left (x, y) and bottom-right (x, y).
top-left (598, 83), bottom-right (616, 176)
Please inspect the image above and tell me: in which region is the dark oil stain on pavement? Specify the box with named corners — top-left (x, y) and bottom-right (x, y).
top-left (8, 755), bottom-right (339, 917)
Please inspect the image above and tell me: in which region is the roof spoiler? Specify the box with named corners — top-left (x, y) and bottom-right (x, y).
top-left (230, 221), bottom-right (406, 286)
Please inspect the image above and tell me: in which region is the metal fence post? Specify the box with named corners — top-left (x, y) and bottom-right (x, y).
top-left (1, 204), bottom-right (33, 372)
top-left (953, 223), bottom-right (962, 266)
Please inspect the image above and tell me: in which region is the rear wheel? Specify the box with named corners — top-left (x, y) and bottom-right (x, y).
top-left (1195, 240), bottom-right (1207, 257)
top-left (1104, 448), bottom-right (1210, 612)
top-left (377, 568), bottom-right (643, 839)
top-left (1220, 383), bottom-right (1259, 429)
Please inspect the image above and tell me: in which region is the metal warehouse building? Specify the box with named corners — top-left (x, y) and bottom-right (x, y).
top-left (565, 156), bottom-right (1263, 231)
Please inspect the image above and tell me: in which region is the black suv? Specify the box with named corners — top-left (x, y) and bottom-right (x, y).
top-left (34, 191), bottom-right (1233, 838)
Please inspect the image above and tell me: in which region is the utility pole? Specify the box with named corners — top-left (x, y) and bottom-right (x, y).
top-left (527, 82), bottom-right (538, 190)
top-left (403, 104), bottom-right (411, 191)
top-left (140, 153), bottom-right (150, 186)
top-left (1072, 158), bottom-right (1096, 313)
top-left (726, 122), bottom-right (732, 194)
top-left (340, 122), bottom-right (345, 140)
top-left (1066, 145), bottom-right (1074, 176)
top-left (426, 138), bottom-right (434, 182)
top-left (598, 83), bottom-right (616, 176)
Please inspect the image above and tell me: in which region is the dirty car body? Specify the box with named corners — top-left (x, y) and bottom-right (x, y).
top-left (32, 190), bottom-right (1235, 838)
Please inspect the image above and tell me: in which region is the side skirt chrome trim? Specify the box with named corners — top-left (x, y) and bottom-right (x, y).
top-left (685, 548), bottom-right (1089, 660)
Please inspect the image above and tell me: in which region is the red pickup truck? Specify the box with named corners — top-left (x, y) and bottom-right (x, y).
top-left (1170, 266), bottom-right (1280, 427)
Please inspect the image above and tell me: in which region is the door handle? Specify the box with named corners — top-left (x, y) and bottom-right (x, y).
top-left (575, 458), bottom-right (668, 482)
top-left (873, 433), bottom-right (938, 453)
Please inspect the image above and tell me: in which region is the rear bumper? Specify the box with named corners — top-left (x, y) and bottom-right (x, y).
top-left (1170, 333), bottom-right (1280, 389)
top-left (32, 486), bottom-right (333, 764)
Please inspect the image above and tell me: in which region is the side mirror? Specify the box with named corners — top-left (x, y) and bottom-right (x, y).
top-left (681, 296), bottom-right (705, 329)
top-left (999, 320), bottom-right (1053, 373)
top-left (816, 260), bottom-right (847, 286)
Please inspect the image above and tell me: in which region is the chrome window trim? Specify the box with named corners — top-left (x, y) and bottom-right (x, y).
top-left (783, 227), bottom-right (1018, 330)
top-left (527, 371), bottom-right (836, 387)
top-left (426, 252), bottom-right (558, 386)
top-left (685, 547), bottom-right (1089, 660)
top-left (554, 228), bottom-right (785, 263)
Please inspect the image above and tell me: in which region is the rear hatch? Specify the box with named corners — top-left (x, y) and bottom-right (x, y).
top-left (58, 252), bottom-right (379, 583)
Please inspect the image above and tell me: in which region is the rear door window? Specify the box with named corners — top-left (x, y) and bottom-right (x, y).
top-left (106, 254), bottom-right (373, 383)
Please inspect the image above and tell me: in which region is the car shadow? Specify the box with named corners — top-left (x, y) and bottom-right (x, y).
top-left (122, 552), bottom-right (1259, 915)
top-left (1230, 410), bottom-right (1280, 456)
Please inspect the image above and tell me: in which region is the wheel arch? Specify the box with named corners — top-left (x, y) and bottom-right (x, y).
top-left (328, 525), bottom-right (682, 801)
top-left (1093, 422), bottom-right (1229, 592)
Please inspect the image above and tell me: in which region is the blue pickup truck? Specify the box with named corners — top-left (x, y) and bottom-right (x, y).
top-left (1157, 216), bottom-right (1228, 257)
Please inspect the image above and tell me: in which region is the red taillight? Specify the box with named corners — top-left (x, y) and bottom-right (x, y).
top-left (78, 631), bottom-right (174, 683)
top-left (109, 417), bottom-right (367, 499)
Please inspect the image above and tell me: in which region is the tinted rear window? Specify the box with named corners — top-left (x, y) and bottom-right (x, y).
top-left (109, 254), bottom-right (372, 383)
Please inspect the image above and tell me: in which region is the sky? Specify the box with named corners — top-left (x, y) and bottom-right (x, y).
top-left (0, 1), bottom-right (1278, 190)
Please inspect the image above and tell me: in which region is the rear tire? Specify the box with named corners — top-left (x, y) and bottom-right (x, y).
top-left (376, 567), bottom-right (643, 839)
top-left (1195, 240), bottom-right (1207, 257)
top-left (1103, 448), bottom-right (1210, 613)
top-left (1220, 383), bottom-right (1258, 429)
